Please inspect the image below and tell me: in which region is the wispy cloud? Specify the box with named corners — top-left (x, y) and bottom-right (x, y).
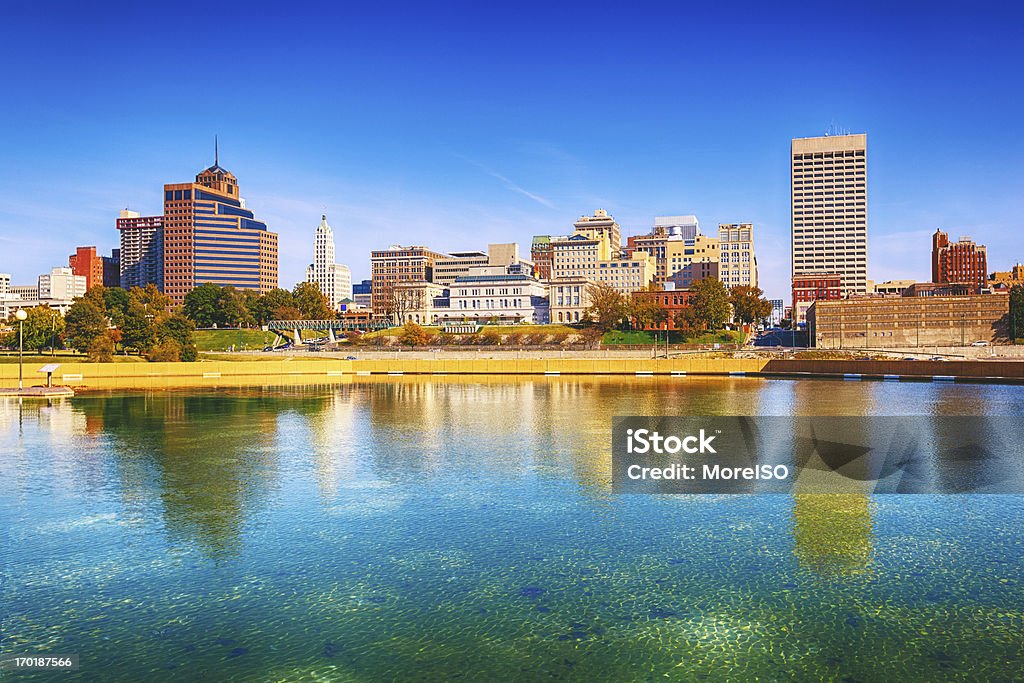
top-left (453, 154), bottom-right (557, 210)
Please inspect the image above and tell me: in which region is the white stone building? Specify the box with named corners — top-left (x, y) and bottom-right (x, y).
top-left (305, 214), bottom-right (352, 311)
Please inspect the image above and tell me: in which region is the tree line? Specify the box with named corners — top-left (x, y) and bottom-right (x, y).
top-left (585, 278), bottom-right (773, 333)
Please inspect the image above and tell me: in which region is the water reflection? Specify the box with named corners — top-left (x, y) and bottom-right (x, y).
top-left (792, 494), bottom-right (875, 576)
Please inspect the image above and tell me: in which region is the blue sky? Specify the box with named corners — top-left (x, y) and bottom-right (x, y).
top-left (1, 0), bottom-right (1022, 300)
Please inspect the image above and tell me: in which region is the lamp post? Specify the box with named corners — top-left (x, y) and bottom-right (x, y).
top-left (15, 308), bottom-right (28, 390)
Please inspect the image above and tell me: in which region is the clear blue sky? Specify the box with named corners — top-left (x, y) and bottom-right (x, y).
top-left (1, 0), bottom-right (1022, 300)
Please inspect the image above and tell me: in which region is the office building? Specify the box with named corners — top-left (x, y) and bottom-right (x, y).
top-left (103, 250), bottom-right (120, 287)
top-left (433, 251), bottom-right (489, 287)
top-left (531, 236), bottom-right (562, 280)
top-left (932, 229), bottom-right (987, 289)
top-left (793, 273), bottom-right (842, 324)
top-left (770, 299), bottom-right (785, 326)
top-left (117, 210), bottom-right (164, 291)
top-left (791, 134), bottom-right (868, 322)
top-left (991, 265), bottom-right (1024, 289)
top-left (809, 294), bottom-right (1008, 348)
top-left (630, 288), bottom-right (695, 330)
top-left (68, 247), bottom-right (105, 291)
top-left (625, 215), bottom-right (701, 285)
top-left (444, 263), bottom-right (548, 325)
top-left (39, 267), bottom-right (87, 300)
top-left (573, 209), bottom-right (621, 255)
top-left (370, 245), bottom-right (449, 316)
top-left (549, 277), bottom-right (590, 324)
top-left (718, 223), bottom-right (758, 288)
top-left (666, 233), bottom-right (719, 288)
top-left (162, 150), bottom-right (278, 307)
top-left (352, 279), bottom-right (372, 309)
top-left (305, 214), bottom-right (352, 311)
top-left (867, 279), bottom-right (915, 296)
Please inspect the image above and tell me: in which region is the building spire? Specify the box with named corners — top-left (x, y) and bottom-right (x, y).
top-left (215, 135), bottom-right (219, 166)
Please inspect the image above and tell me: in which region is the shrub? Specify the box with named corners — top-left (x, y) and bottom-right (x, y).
top-left (480, 331), bottom-right (502, 345)
top-left (87, 332), bottom-right (115, 362)
top-left (147, 339), bottom-right (182, 362)
top-left (399, 321), bottom-right (431, 346)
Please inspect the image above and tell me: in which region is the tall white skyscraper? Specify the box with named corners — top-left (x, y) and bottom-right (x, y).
top-left (306, 214), bottom-right (352, 310)
top-left (791, 133), bottom-right (868, 323)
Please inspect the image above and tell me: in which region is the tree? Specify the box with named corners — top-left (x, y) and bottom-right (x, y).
top-left (64, 300), bottom-right (108, 352)
top-left (673, 307), bottom-right (699, 336)
top-left (579, 326), bottom-right (604, 349)
top-left (689, 277), bottom-right (731, 331)
top-left (87, 331), bottom-right (116, 362)
top-left (157, 313), bottom-right (198, 361)
top-left (399, 321), bottom-right (431, 346)
top-left (729, 285), bottom-right (773, 325)
top-left (586, 282), bottom-right (628, 332)
top-left (293, 282), bottom-right (333, 320)
top-left (272, 305), bottom-right (304, 321)
top-left (250, 289), bottom-right (295, 325)
top-left (103, 287), bottom-right (131, 325)
top-left (183, 283), bottom-right (222, 328)
top-left (218, 286), bottom-right (252, 328)
top-left (1010, 285), bottom-right (1024, 341)
top-left (121, 302), bottom-right (157, 353)
top-left (129, 284), bottom-right (172, 314)
top-left (5, 305), bottom-right (64, 352)
top-left (629, 294), bottom-right (662, 330)
top-left (147, 339), bottom-right (182, 362)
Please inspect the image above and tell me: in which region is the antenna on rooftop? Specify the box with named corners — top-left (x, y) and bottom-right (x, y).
top-left (215, 135), bottom-right (219, 166)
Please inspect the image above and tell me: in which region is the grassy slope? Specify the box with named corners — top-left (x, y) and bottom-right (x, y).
top-left (602, 329), bottom-right (745, 345)
top-left (193, 329), bottom-right (283, 351)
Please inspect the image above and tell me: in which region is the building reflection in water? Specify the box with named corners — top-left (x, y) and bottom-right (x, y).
top-left (72, 391), bottom-right (302, 559)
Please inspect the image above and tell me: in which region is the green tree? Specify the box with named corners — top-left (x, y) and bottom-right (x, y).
top-left (64, 300), bottom-right (108, 352)
top-left (689, 277), bottom-right (731, 331)
top-left (87, 332), bottom-right (115, 362)
top-left (273, 305), bottom-right (304, 321)
top-left (7, 305), bottom-right (64, 352)
top-left (121, 301), bottom-right (157, 353)
top-left (293, 282), bottom-right (333, 320)
top-left (1010, 285), bottom-right (1024, 341)
top-left (586, 282), bottom-right (628, 332)
top-left (673, 307), bottom-right (699, 336)
top-left (729, 285), bottom-right (773, 325)
top-left (156, 313), bottom-right (198, 361)
top-left (628, 294), bottom-right (662, 330)
top-left (147, 339), bottom-right (182, 362)
top-left (183, 282), bottom-right (222, 328)
top-left (220, 286), bottom-right (253, 328)
top-left (251, 289), bottom-right (296, 325)
top-left (103, 287), bottom-right (131, 326)
top-left (129, 284), bottom-right (172, 315)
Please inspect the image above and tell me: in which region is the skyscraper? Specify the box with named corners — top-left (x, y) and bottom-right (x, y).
top-left (117, 210), bottom-right (164, 291)
top-left (718, 223), bottom-right (758, 289)
top-left (791, 133), bottom-right (868, 323)
top-left (931, 229), bottom-right (987, 290)
top-left (305, 214), bottom-right (352, 311)
top-left (68, 247), bottom-right (104, 290)
top-left (162, 146), bottom-right (278, 307)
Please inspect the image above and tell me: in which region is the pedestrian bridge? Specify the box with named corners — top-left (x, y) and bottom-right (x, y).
top-left (267, 318), bottom-right (386, 346)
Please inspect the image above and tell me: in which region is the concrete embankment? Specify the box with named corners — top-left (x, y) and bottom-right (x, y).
top-left (2, 357), bottom-right (1024, 390)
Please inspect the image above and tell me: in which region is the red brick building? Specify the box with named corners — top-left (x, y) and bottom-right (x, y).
top-left (932, 229), bottom-right (987, 289)
top-left (69, 246), bottom-right (104, 290)
top-left (792, 273), bottom-right (841, 325)
top-left (631, 289), bottom-right (694, 330)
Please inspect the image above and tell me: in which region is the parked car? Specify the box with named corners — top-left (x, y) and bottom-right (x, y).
top-left (928, 356), bottom-right (947, 361)
top-left (345, 355), bottom-right (358, 360)
top-left (902, 357), bottom-right (918, 361)
top-left (971, 340), bottom-right (989, 347)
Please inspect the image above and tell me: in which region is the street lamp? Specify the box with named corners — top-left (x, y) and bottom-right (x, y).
top-left (15, 308), bottom-right (28, 390)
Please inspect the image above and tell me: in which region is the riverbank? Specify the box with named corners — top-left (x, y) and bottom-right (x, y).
top-left (3, 356), bottom-right (1024, 390)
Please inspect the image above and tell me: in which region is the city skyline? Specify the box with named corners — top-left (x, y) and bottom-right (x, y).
top-left (2, 2), bottom-right (1023, 300)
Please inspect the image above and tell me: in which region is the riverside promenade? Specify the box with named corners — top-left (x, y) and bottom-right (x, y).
top-left (3, 355), bottom-right (1024, 390)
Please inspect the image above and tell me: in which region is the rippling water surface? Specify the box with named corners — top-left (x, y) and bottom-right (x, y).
top-left (2, 377), bottom-right (1023, 681)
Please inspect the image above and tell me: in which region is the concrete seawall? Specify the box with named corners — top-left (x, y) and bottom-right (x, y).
top-left (2, 357), bottom-right (1024, 390)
